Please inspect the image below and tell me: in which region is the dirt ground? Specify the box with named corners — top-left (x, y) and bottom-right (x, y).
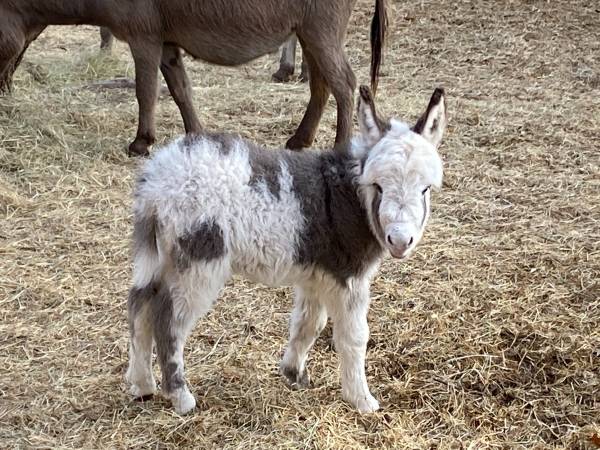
top-left (0, 0), bottom-right (598, 448)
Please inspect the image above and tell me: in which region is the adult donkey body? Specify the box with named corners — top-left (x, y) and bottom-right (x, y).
top-left (0, 0), bottom-right (387, 156)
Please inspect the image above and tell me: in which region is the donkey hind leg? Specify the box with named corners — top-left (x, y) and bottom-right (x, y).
top-left (312, 47), bottom-right (355, 151)
top-left (126, 285), bottom-right (158, 399)
top-left (272, 35), bottom-right (297, 82)
top-left (299, 53), bottom-right (309, 83)
top-left (280, 287), bottom-right (328, 388)
top-left (127, 40), bottom-right (162, 157)
top-left (285, 49), bottom-right (330, 150)
top-left (153, 269), bottom-right (226, 415)
top-left (160, 44), bottom-right (203, 135)
top-left (99, 27), bottom-right (114, 52)
top-left (295, 34), bottom-right (356, 151)
top-left (330, 287), bottom-right (379, 413)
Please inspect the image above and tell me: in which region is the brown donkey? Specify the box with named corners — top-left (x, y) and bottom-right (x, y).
top-left (0, 0), bottom-right (387, 156)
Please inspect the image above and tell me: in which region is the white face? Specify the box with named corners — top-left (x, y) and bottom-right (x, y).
top-left (354, 86), bottom-right (446, 260)
top-left (361, 123), bottom-right (443, 258)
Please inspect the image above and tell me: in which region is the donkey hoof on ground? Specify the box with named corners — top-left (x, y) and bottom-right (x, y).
top-left (280, 365), bottom-right (310, 389)
top-left (298, 71), bottom-right (309, 83)
top-left (345, 392), bottom-right (380, 414)
top-left (127, 139), bottom-right (151, 157)
top-left (168, 388), bottom-right (196, 415)
top-left (271, 65), bottom-right (294, 83)
top-left (285, 135), bottom-right (311, 151)
top-left (127, 381), bottom-right (156, 399)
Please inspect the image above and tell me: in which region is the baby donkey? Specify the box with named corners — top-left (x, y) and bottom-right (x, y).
top-left (126, 86), bottom-right (447, 414)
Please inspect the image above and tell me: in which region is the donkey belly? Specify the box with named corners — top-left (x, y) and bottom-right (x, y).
top-left (160, 0), bottom-right (300, 66)
top-left (167, 30), bottom-right (291, 66)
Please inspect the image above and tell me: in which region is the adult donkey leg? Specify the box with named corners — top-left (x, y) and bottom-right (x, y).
top-left (0, 27), bottom-right (44, 93)
top-left (272, 35), bottom-right (297, 83)
top-left (127, 41), bottom-right (162, 157)
top-left (299, 53), bottom-right (309, 83)
top-left (311, 46), bottom-right (356, 151)
top-left (160, 44), bottom-right (202, 135)
top-left (280, 286), bottom-right (328, 388)
top-left (99, 27), bottom-right (113, 52)
top-left (285, 49), bottom-right (330, 150)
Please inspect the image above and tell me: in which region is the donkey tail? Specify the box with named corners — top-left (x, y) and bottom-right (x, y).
top-left (370, 0), bottom-right (388, 95)
top-left (131, 204), bottom-right (162, 288)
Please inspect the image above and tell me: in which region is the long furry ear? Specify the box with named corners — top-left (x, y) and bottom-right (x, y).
top-left (357, 85), bottom-right (388, 145)
top-left (413, 88), bottom-right (447, 149)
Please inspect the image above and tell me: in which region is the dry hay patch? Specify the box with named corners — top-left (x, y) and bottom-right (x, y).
top-left (1, 0), bottom-right (599, 448)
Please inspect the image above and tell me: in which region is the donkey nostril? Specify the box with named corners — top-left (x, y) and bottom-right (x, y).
top-left (408, 237), bottom-right (414, 246)
top-left (387, 235), bottom-right (394, 246)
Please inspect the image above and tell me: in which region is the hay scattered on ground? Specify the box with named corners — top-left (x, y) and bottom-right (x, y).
top-left (0, 0), bottom-right (598, 448)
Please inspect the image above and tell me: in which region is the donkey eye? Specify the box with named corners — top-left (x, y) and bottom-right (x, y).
top-left (422, 186), bottom-right (431, 195)
top-left (373, 183), bottom-right (383, 194)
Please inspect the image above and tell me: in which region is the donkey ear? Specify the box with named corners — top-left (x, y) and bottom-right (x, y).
top-left (412, 88), bottom-right (447, 149)
top-left (357, 85), bottom-right (387, 145)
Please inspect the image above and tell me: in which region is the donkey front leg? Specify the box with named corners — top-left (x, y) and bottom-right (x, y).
top-left (281, 287), bottom-right (328, 388)
top-left (127, 41), bottom-right (162, 157)
top-left (331, 288), bottom-right (379, 413)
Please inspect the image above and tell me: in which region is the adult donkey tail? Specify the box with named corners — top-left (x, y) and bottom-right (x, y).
top-left (370, 0), bottom-right (388, 95)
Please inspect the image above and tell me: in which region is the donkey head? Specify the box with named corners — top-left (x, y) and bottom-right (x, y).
top-left (354, 85), bottom-right (446, 259)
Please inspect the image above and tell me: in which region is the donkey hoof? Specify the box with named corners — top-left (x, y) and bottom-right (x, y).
top-left (170, 389), bottom-right (196, 415)
top-left (285, 135), bottom-right (311, 151)
top-left (280, 365), bottom-right (310, 389)
top-left (128, 381), bottom-right (156, 399)
top-left (127, 139), bottom-right (151, 157)
top-left (345, 392), bottom-right (380, 414)
top-left (299, 71), bottom-right (309, 83)
top-left (272, 65), bottom-right (294, 83)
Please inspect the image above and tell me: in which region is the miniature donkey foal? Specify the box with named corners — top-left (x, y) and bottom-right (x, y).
top-left (126, 86), bottom-right (447, 414)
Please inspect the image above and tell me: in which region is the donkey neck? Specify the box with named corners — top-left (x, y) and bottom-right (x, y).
top-left (21, 0), bottom-right (112, 27)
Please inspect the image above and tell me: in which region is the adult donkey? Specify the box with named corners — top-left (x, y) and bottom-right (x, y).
top-left (0, 0), bottom-right (387, 156)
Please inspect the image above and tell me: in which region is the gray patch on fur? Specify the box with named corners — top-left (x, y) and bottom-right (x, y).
top-left (176, 219), bottom-right (225, 270)
top-left (164, 361), bottom-right (186, 393)
top-left (282, 149), bottom-right (384, 286)
top-left (128, 281), bottom-right (185, 394)
top-left (127, 282), bottom-right (159, 343)
top-left (182, 132), bottom-right (238, 154)
top-left (421, 194), bottom-right (428, 227)
top-left (370, 189), bottom-right (384, 243)
top-left (133, 214), bottom-right (158, 257)
top-left (148, 283), bottom-right (180, 394)
top-left (248, 146), bottom-right (282, 199)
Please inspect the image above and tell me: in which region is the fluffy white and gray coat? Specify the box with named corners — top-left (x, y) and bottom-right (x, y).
top-left (126, 86), bottom-right (447, 414)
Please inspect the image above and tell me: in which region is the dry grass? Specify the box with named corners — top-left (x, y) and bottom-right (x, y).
top-left (1, 0), bottom-right (599, 448)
